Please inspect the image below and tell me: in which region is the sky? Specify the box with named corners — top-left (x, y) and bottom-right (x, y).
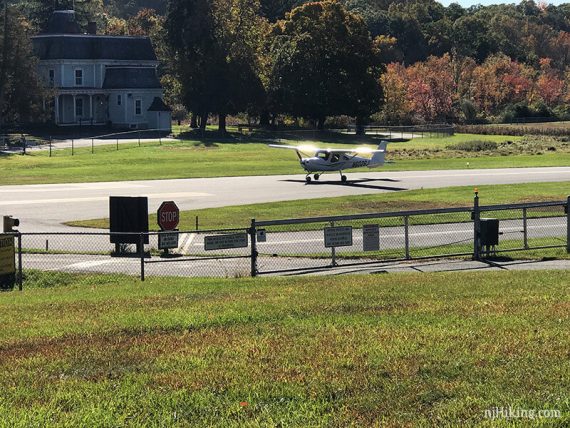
top-left (438, 0), bottom-right (567, 6)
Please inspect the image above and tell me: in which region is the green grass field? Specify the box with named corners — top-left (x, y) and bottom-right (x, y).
top-left (1, 133), bottom-right (569, 185)
top-left (0, 271), bottom-right (568, 426)
top-left (70, 181), bottom-right (570, 230)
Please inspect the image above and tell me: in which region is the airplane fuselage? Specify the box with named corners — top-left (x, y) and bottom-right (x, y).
top-left (300, 153), bottom-right (370, 172)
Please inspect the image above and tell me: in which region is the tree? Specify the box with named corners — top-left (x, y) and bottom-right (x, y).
top-left (166, 0), bottom-right (266, 132)
top-left (471, 54), bottom-right (534, 116)
top-left (536, 57), bottom-right (564, 106)
top-left (405, 54), bottom-right (456, 122)
top-left (379, 62), bottom-right (412, 124)
top-left (13, 0), bottom-right (106, 33)
top-left (0, 5), bottom-right (49, 128)
top-left (267, 0), bottom-right (381, 130)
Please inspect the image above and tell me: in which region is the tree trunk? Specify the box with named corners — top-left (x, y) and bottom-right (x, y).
top-left (355, 116), bottom-right (366, 135)
top-left (199, 112), bottom-right (208, 131)
top-left (190, 113), bottom-right (198, 129)
top-left (218, 113), bottom-right (226, 134)
top-left (317, 117), bottom-right (326, 130)
top-left (259, 110), bottom-right (270, 127)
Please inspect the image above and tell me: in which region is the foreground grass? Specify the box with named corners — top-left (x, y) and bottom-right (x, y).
top-left (70, 181), bottom-right (570, 230)
top-left (1, 133), bottom-right (568, 185)
top-left (0, 271), bottom-right (568, 426)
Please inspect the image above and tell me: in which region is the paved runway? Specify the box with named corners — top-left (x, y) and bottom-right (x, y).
top-left (1, 167), bottom-right (569, 231)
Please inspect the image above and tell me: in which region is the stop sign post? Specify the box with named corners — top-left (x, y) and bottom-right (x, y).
top-left (157, 201), bottom-right (180, 255)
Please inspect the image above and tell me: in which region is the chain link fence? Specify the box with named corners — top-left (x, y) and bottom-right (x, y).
top-left (253, 198), bottom-right (569, 275)
top-left (2, 198), bottom-right (568, 289)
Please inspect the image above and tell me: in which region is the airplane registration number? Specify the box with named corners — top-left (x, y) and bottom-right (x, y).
top-left (352, 161), bottom-right (368, 168)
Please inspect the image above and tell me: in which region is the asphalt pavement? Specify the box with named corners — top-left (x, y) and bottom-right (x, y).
top-left (2, 167), bottom-right (569, 232)
top-left (19, 253), bottom-right (570, 279)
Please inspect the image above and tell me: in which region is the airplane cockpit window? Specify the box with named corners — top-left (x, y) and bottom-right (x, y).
top-left (317, 152), bottom-right (330, 161)
top-left (331, 154), bottom-right (340, 162)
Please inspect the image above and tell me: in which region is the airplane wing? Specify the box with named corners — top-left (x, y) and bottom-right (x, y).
top-left (268, 144), bottom-right (302, 150)
top-left (326, 147), bottom-right (385, 154)
top-left (268, 144), bottom-right (385, 154)
top-left (268, 144), bottom-right (318, 154)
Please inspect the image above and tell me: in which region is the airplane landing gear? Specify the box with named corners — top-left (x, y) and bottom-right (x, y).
top-left (305, 175), bottom-right (312, 183)
top-left (339, 171), bottom-right (347, 183)
top-left (314, 174), bottom-right (320, 181)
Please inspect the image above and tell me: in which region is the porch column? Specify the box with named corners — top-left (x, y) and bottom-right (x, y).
top-left (54, 95), bottom-right (60, 124)
top-left (73, 95), bottom-right (77, 123)
top-left (89, 94), bottom-right (93, 121)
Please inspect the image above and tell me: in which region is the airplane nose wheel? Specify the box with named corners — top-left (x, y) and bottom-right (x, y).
top-left (340, 173), bottom-right (347, 183)
top-left (313, 174), bottom-right (320, 181)
top-left (305, 175), bottom-right (312, 183)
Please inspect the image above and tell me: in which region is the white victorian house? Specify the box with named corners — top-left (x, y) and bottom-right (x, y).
top-left (32, 10), bottom-right (171, 131)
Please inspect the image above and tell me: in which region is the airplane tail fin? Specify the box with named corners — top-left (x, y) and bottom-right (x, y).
top-left (368, 141), bottom-right (388, 168)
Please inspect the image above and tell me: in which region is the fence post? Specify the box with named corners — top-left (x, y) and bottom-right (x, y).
top-left (250, 218), bottom-right (258, 277)
top-left (138, 130), bottom-right (141, 147)
top-left (404, 216), bottom-right (410, 260)
top-left (71, 138), bottom-right (74, 156)
top-left (17, 232), bottom-right (23, 291)
top-left (473, 190), bottom-right (481, 260)
top-left (330, 221), bottom-right (337, 267)
top-left (116, 138), bottom-right (119, 151)
top-left (567, 196), bottom-right (570, 254)
top-left (140, 233), bottom-right (145, 281)
top-left (91, 138), bottom-right (94, 154)
top-left (523, 207), bottom-right (528, 249)
top-left (49, 137), bottom-right (52, 157)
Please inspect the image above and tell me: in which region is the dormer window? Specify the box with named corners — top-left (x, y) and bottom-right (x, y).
top-left (75, 68), bottom-right (83, 86)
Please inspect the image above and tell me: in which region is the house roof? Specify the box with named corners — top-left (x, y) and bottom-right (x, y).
top-left (147, 97), bottom-right (172, 112)
top-left (103, 67), bottom-right (162, 89)
top-left (32, 35), bottom-right (158, 61)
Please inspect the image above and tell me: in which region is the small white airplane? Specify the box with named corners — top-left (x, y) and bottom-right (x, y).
top-left (269, 141), bottom-right (389, 182)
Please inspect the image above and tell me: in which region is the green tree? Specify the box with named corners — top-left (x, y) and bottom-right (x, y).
top-left (13, 0), bottom-right (106, 33)
top-left (166, 0), bottom-right (265, 132)
top-left (267, 0), bottom-right (381, 130)
top-left (0, 4), bottom-right (49, 128)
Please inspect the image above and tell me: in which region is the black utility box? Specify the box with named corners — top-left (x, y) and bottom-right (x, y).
top-left (480, 218), bottom-right (499, 246)
top-left (109, 196), bottom-right (149, 244)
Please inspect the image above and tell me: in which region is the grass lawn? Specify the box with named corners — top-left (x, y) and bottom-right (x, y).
top-left (0, 271), bottom-right (568, 426)
top-left (69, 181), bottom-right (570, 230)
top-left (1, 133), bottom-right (568, 186)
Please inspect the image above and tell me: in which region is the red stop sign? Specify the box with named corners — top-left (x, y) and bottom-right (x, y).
top-left (157, 201), bottom-right (179, 231)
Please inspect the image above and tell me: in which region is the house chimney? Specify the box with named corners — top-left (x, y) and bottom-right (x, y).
top-left (87, 21), bottom-right (97, 35)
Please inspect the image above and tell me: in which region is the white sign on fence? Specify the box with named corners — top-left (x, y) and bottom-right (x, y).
top-left (363, 224), bottom-right (380, 252)
top-left (158, 232), bottom-right (179, 250)
top-left (324, 226), bottom-right (353, 248)
top-left (256, 229), bottom-right (267, 242)
top-left (205, 233), bottom-right (249, 251)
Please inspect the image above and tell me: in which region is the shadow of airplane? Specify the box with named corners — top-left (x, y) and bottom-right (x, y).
top-left (282, 177), bottom-right (407, 191)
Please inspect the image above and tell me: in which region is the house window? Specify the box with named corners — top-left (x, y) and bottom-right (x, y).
top-left (48, 69), bottom-right (55, 87)
top-left (135, 99), bottom-right (142, 116)
top-left (117, 94), bottom-right (122, 106)
top-left (75, 69), bottom-right (83, 86)
top-left (75, 98), bottom-right (83, 117)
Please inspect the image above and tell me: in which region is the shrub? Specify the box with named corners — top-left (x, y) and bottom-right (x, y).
top-left (448, 140), bottom-right (498, 152)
